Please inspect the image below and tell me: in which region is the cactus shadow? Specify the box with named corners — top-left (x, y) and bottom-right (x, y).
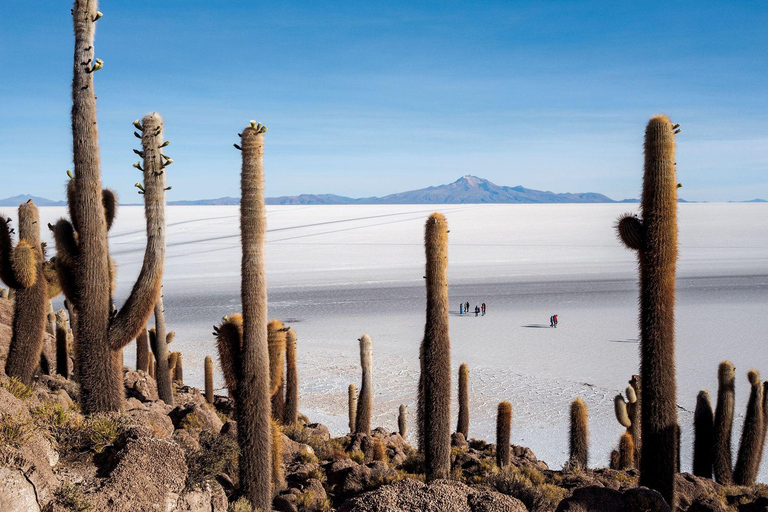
top-left (522, 324), bottom-right (551, 328)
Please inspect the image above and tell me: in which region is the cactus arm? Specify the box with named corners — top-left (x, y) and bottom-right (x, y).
top-left (617, 214), bottom-right (644, 251)
top-left (11, 240), bottom-right (39, 288)
top-left (0, 216), bottom-right (23, 289)
top-left (614, 394), bottom-right (631, 428)
top-left (51, 219), bottom-right (80, 307)
top-left (151, 296), bottom-right (174, 405)
top-left (215, 314), bottom-right (243, 399)
top-left (106, 113), bottom-right (167, 351)
top-left (102, 188), bottom-right (117, 231)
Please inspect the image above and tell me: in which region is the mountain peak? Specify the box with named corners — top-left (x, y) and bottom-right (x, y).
top-left (455, 175), bottom-right (487, 187)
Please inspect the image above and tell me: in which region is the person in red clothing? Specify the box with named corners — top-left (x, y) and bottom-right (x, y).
top-left (553, 314), bottom-right (558, 328)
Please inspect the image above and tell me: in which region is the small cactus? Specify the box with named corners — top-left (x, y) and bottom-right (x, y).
top-left (457, 363), bottom-right (469, 439)
top-left (271, 419), bottom-right (285, 494)
top-left (55, 309), bottom-right (70, 379)
top-left (619, 432), bottom-right (635, 470)
top-left (355, 333), bottom-right (373, 434)
top-left (204, 355), bottom-right (214, 404)
top-left (693, 390), bottom-right (714, 478)
top-left (734, 370), bottom-right (763, 486)
top-left (283, 327), bottom-right (298, 424)
top-left (174, 352), bottom-right (184, 384)
top-left (496, 401), bottom-right (512, 468)
top-left (569, 398), bottom-right (588, 469)
top-left (348, 383), bottom-right (358, 433)
top-left (398, 404), bottom-right (407, 439)
top-left (136, 328), bottom-right (149, 373)
top-left (267, 319), bottom-right (286, 421)
top-left (714, 361), bottom-right (735, 484)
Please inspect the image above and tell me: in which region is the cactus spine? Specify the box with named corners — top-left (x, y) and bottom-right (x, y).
top-left (457, 362), bottom-right (469, 439)
top-left (55, 28), bottom-right (169, 414)
top-left (55, 310), bottom-right (70, 379)
top-left (204, 355), bottom-right (214, 404)
top-left (268, 320), bottom-right (286, 421)
top-left (355, 333), bottom-right (373, 435)
top-left (734, 370), bottom-right (763, 486)
top-left (693, 390), bottom-right (714, 479)
top-left (348, 383), bottom-right (358, 433)
top-left (616, 115), bottom-right (679, 505)
top-left (418, 213), bottom-right (451, 482)
top-left (136, 327), bottom-right (149, 373)
top-left (713, 361), bottom-right (735, 484)
top-left (570, 398), bottom-right (588, 469)
top-left (283, 327), bottom-right (299, 424)
top-left (149, 295), bottom-right (174, 406)
top-left (496, 401), bottom-right (512, 468)
top-left (1, 201), bottom-right (49, 385)
top-left (214, 122), bottom-right (271, 510)
top-left (398, 404), bottom-right (407, 439)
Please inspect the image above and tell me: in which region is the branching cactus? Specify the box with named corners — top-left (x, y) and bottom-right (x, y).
top-left (418, 213), bottom-right (451, 482)
top-left (614, 375), bottom-right (641, 467)
top-left (1, 201), bottom-right (53, 384)
top-left (693, 390), bottom-right (714, 478)
top-left (734, 370), bottom-right (763, 486)
top-left (214, 121), bottom-right (271, 510)
top-left (204, 355), bottom-right (214, 404)
top-left (570, 398), bottom-right (588, 469)
top-left (149, 294), bottom-right (175, 405)
top-left (399, 404), bottom-right (407, 439)
top-left (136, 327), bottom-right (149, 373)
top-left (55, 309), bottom-right (70, 379)
top-left (616, 115), bottom-right (680, 505)
top-left (714, 361), bottom-right (735, 484)
top-left (53, 23), bottom-right (170, 414)
top-left (355, 333), bottom-right (373, 435)
top-left (457, 363), bottom-right (469, 439)
top-left (283, 327), bottom-right (299, 424)
top-left (267, 320), bottom-right (287, 421)
top-left (348, 383), bottom-right (358, 433)
top-left (496, 401), bottom-right (512, 468)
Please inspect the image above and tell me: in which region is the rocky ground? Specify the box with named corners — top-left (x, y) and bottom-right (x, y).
top-left (2, 298), bottom-right (768, 512)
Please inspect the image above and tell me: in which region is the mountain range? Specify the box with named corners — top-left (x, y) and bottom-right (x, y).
top-left (1, 176), bottom-right (764, 206)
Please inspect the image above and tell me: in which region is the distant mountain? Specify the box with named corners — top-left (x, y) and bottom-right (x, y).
top-left (0, 194), bottom-right (66, 207)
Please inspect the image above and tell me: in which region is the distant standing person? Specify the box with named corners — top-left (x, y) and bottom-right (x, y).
top-left (481, 303), bottom-right (486, 316)
top-left (553, 314), bottom-right (558, 328)
top-left (550, 315), bottom-right (554, 328)
top-left (459, 303), bottom-right (463, 315)
top-left (474, 305), bottom-right (480, 317)
top-left (465, 301), bottom-right (470, 313)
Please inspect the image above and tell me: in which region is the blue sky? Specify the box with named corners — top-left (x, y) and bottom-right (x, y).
top-left (1, 1), bottom-right (766, 201)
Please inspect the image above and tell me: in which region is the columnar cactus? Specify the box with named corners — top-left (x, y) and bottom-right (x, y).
top-left (760, 382), bottom-right (768, 466)
top-left (619, 432), bottom-right (635, 470)
top-left (355, 333), bottom-right (373, 435)
top-left (283, 327), bottom-right (299, 424)
top-left (714, 361), bottom-right (735, 484)
top-left (418, 213), bottom-right (451, 482)
top-left (55, 310), bottom-right (70, 379)
top-left (457, 363), bottom-right (469, 439)
top-left (348, 383), bottom-right (358, 433)
top-left (204, 355), bottom-right (214, 404)
top-left (1, 201), bottom-right (51, 385)
top-left (616, 115), bottom-right (680, 505)
top-left (693, 390), bottom-right (714, 478)
top-left (398, 404), bottom-right (407, 439)
top-left (268, 320), bottom-right (287, 421)
top-left (271, 419), bottom-right (285, 494)
top-left (214, 121), bottom-right (271, 510)
top-left (136, 327), bottom-right (149, 373)
top-left (569, 398), bottom-right (588, 469)
top-left (734, 370), bottom-right (763, 486)
top-left (148, 352), bottom-right (154, 379)
top-left (53, 22), bottom-right (169, 414)
top-left (174, 352), bottom-right (184, 384)
top-left (614, 376), bottom-right (641, 468)
top-left (496, 401), bottom-right (512, 468)
top-left (149, 295), bottom-right (174, 405)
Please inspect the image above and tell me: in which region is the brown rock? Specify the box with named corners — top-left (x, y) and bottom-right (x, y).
top-left (175, 480), bottom-right (228, 512)
top-left (452, 431), bottom-right (469, 451)
top-left (675, 473), bottom-right (719, 512)
top-left (123, 369), bottom-right (158, 402)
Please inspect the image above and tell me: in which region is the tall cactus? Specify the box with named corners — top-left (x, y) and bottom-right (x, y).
top-left (54, 51), bottom-right (169, 416)
top-left (616, 115), bottom-right (680, 505)
top-left (734, 370), bottom-right (763, 486)
top-left (214, 121), bottom-right (271, 510)
top-left (204, 355), bottom-right (214, 404)
top-left (348, 383), bottom-right (358, 433)
top-left (496, 401), bottom-right (512, 468)
top-left (693, 390), bottom-right (714, 479)
top-left (268, 320), bottom-right (287, 421)
top-left (136, 327), bottom-right (149, 373)
top-left (399, 404), bottom-right (407, 439)
top-left (570, 398), bottom-right (588, 469)
top-left (283, 327), bottom-right (299, 425)
top-left (418, 213), bottom-right (451, 482)
top-left (355, 333), bottom-right (373, 434)
top-left (1, 201), bottom-right (50, 384)
top-left (55, 309), bottom-right (70, 379)
top-left (457, 363), bottom-right (469, 439)
top-left (713, 361), bottom-right (735, 484)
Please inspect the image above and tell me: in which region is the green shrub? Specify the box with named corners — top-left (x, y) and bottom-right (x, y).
top-left (489, 466), bottom-right (566, 512)
top-left (2, 377), bottom-right (33, 400)
top-left (187, 430), bottom-right (240, 487)
top-left (0, 413), bottom-right (34, 447)
top-left (55, 482), bottom-right (92, 512)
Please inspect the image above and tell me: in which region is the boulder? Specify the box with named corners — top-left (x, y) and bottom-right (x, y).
top-left (0, 444), bottom-right (59, 510)
top-left (175, 481), bottom-right (228, 512)
top-left (688, 497), bottom-right (729, 512)
top-left (282, 433), bottom-right (315, 466)
top-left (555, 485), bottom-right (670, 512)
top-left (675, 473), bottom-right (720, 512)
top-left (452, 431), bottom-right (469, 451)
top-left (123, 369), bottom-right (158, 402)
top-left (169, 402), bottom-right (223, 435)
top-left (0, 466), bottom-right (41, 512)
top-left (338, 478), bottom-right (527, 512)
